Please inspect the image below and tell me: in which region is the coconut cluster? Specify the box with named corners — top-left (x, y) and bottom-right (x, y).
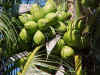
top-left (18, 0), bottom-right (77, 59)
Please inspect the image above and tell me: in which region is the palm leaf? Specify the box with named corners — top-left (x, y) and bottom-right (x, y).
top-left (19, 44), bottom-right (75, 75)
top-left (0, 11), bottom-right (20, 57)
top-left (21, 45), bottom-right (43, 75)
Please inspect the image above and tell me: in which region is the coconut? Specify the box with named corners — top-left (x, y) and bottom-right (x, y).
top-left (43, 0), bottom-right (56, 14)
top-left (63, 30), bottom-right (81, 48)
top-left (55, 39), bottom-right (64, 54)
top-left (33, 30), bottom-right (45, 45)
top-left (30, 4), bottom-right (44, 21)
top-left (24, 21), bottom-right (37, 35)
top-left (45, 12), bottom-right (57, 25)
top-left (19, 14), bottom-right (33, 24)
top-left (37, 18), bottom-right (49, 31)
top-left (56, 21), bottom-right (67, 32)
top-left (61, 46), bottom-right (74, 59)
top-left (19, 28), bottom-right (29, 43)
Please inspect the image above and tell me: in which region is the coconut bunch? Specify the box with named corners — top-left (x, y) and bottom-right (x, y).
top-left (18, 0), bottom-right (87, 59)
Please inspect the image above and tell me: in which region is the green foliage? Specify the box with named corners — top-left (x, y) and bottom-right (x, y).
top-left (0, 11), bottom-right (19, 56)
top-left (2, 0), bottom-right (100, 75)
top-left (0, 0), bottom-right (15, 8)
top-left (20, 46), bottom-right (75, 75)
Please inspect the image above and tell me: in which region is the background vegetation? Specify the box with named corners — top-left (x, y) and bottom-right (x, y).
top-left (0, 0), bottom-right (100, 75)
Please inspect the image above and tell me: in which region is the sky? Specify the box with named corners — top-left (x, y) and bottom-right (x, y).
top-left (21, 0), bottom-right (45, 4)
top-left (21, 0), bottom-right (35, 4)
top-left (21, 0), bottom-right (46, 7)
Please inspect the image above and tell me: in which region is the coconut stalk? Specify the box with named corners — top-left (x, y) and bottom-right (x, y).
top-left (20, 45), bottom-right (43, 75)
top-left (74, 55), bottom-right (82, 75)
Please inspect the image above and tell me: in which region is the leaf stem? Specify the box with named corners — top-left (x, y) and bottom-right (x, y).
top-left (74, 55), bottom-right (83, 75)
top-left (21, 45), bottom-right (43, 75)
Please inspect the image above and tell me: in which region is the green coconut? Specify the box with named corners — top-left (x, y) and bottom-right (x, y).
top-left (30, 4), bottom-right (44, 21)
top-left (19, 28), bottom-right (29, 43)
top-left (33, 30), bottom-right (45, 45)
top-left (24, 21), bottom-right (37, 35)
top-left (55, 39), bottom-right (64, 54)
top-left (43, 0), bottom-right (56, 14)
top-left (56, 11), bottom-right (67, 21)
top-left (61, 46), bottom-right (74, 59)
top-left (19, 14), bottom-right (33, 24)
top-left (45, 12), bottom-right (57, 25)
top-left (63, 30), bottom-right (81, 48)
top-left (47, 26), bottom-right (56, 38)
top-left (56, 21), bottom-right (67, 32)
top-left (57, 11), bottom-right (72, 21)
top-left (37, 18), bottom-right (49, 31)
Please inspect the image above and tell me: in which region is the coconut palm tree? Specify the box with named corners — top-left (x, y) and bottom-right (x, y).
top-left (0, 0), bottom-right (100, 75)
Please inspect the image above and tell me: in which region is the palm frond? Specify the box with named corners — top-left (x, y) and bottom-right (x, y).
top-left (19, 45), bottom-right (75, 75)
top-left (0, 11), bottom-right (20, 57)
top-left (21, 45), bottom-right (42, 75)
top-left (0, 0), bottom-right (21, 8)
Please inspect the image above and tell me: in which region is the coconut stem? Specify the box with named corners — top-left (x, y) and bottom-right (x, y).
top-left (74, 55), bottom-right (83, 75)
top-left (21, 45), bottom-right (42, 75)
